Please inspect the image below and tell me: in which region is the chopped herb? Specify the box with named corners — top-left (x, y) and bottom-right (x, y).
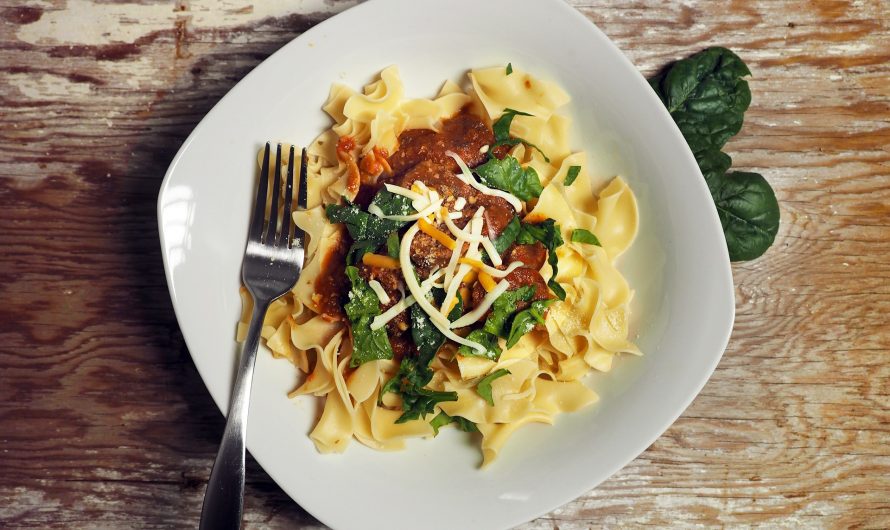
top-left (564, 165), bottom-right (581, 186)
top-left (344, 266), bottom-right (393, 366)
top-left (430, 411), bottom-right (479, 435)
top-left (570, 228), bottom-right (601, 246)
top-left (457, 329), bottom-right (501, 361)
top-left (506, 62), bottom-right (513, 75)
top-left (476, 369), bottom-right (511, 406)
top-left (506, 299), bottom-right (555, 348)
top-left (490, 108), bottom-right (551, 162)
top-left (474, 155), bottom-right (543, 202)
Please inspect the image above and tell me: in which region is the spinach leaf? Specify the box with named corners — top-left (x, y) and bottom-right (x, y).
top-left (564, 165), bottom-right (581, 186)
top-left (476, 369), bottom-right (511, 406)
top-left (506, 62), bottom-right (513, 76)
top-left (570, 228), bottom-right (601, 246)
top-left (487, 216), bottom-right (521, 263)
top-left (649, 47), bottom-right (752, 154)
top-left (710, 170), bottom-right (780, 261)
top-left (344, 266), bottom-right (393, 366)
top-left (482, 285), bottom-right (535, 338)
top-left (474, 155), bottom-right (543, 201)
top-left (386, 231), bottom-right (400, 259)
top-left (430, 411), bottom-right (479, 435)
top-left (517, 219), bottom-right (566, 300)
top-left (491, 108), bottom-right (551, 162)
top-left (326, 190), bottom-right (413, 245)
top-left (345, 240), bottom-right (378, 265)
top-left (506, 299), bottom-right (555, 348)
top-left (381, 290), bottom-right (463, 423)
top-left (457, 329), bottom-right (501, 361)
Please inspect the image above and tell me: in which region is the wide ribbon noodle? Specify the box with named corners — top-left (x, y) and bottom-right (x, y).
top-left (240, 65), bottom-right (640, 466)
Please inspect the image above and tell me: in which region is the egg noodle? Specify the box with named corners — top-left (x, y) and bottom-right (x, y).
top-left (238, 65), bottom-right (640, 466)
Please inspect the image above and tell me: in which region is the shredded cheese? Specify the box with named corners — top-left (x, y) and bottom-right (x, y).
top-left (478, 271), bottom-right (497, 292)
top-left (400, 223), bottom-right (486, 353)
top-left (442, 208), bottom-right (488, 242)
top-left (368, 280), bottom-right (390, 304)
top-left (384, 183), bottom-right (424, 202)
top-left (458, 258), bottom-right (524, 278)
top-left (446, 151), bottom-right (522, 211)
top-left (450, 279), bottom-right (511, 329)
top-left (370, 294), bottom-right (415, 331)
top-left (454, 197), bottom-right (467, 210)
top-left (418, 218), bottom-right (457, 250)
top-left (363, 253), bottom-right (400, 269)
top-left (369, 198), bottom-right (443, 222)
top-left (480, 236), bottom-right (503, 266)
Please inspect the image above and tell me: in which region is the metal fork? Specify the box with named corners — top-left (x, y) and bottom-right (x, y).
top-left (200, 143), bottom-right (307, 530)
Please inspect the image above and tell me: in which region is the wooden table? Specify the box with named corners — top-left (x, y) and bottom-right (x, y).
top-left (2, 0), bottom-right (888, 527)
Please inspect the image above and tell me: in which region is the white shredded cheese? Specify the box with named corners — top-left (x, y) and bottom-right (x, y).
top-left (450, 279), bottom-right (511, 329)
top-left (443, 210), bottom-right (488, 243)
top-left (466, 260), bottom-right (523, 278)
top-left (384, 183), bottom-right (424, 202)
top-left (480, 236), bottom-right (503, 266)
top-left (367, 280), bottom-right (390, 305)
top-left (448, 211), bottom-right (463, 220)
top-left (400, 222), bottom-right (486, 354)
top-left (368, 198), bottom-right (443, 222)
top-left (370, 295), bottom-right (415, 331)
top-left (440, 217), bottom-right (483, 313)
top-left (454, 197), bottom-right (467, 210)
top-left (479, 144), bottom-right (490, 154)
top-left (446, 151), bottom-right (522, 211)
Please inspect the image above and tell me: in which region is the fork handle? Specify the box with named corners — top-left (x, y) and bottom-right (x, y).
top-left (200, 299), bottom-right (270, 530)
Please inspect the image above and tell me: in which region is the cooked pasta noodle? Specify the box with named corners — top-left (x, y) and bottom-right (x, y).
top-left (239, 65), bottom-right (640, 466)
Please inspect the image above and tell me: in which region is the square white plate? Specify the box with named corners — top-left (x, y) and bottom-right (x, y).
top-left (158, 0), bottom-right (735, 528)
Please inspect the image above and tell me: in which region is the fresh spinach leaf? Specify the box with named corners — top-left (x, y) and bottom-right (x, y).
top-left (506, 62), bottom-right (513, 75)
top-left (474, 155), bottom-right (543, 201)
top-left (482, 285), bottom-right (535, 338)
top-left (710, 170), bottom-right (780, 261)
top-left (490, 109), bottom-right (551, 162)
top-left (344, 266), bottom-right (393, 366)
top-left (506, 299), bottom-right (555, 348)
top-left (430, 411), bottom-right (478, 435)
top-left (457, 329), bottom-right (501, 361)
top-left (570, 228), bottom-right (601, 246)
top-left (476, 369), bottom-right (511, 406)
top-left (564, 165), bottom-right (581, 186)
top-left (649, 47), bottom-right (752, 154)
top-left (517, 219), bottom-right (566, 300)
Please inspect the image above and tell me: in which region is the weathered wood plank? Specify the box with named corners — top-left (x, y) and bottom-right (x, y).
top-left (1, 0), bottom-right (888, 528)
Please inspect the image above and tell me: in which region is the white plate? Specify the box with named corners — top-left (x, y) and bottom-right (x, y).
top-left (158, 0), bottom-right (735, 528)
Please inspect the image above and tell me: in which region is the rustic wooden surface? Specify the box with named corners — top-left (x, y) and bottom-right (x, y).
top-left (2, 0), bottom-right (888, 527)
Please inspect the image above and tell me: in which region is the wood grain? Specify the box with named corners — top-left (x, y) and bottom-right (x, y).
top-left (1, 0), bottom-right (888, 528)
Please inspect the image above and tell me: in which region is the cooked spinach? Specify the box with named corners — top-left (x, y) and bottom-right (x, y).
top-left (474, 155), bottom-right (543, 201)
top-left (476, 368), bottom-right (511, 406)
top-left (570, 228), bottom-right (601, 246)
top-left (326, 190), bottom-right (413, 246)
top-left (506, 62), bottom-right (513, 76)
top-left (386, 231), bottom-right (400, 259)
top-left (517, 219), bottom-right (566, 300)
top-left (506, 299), bottom-right (555, 348)
top-left (457, 329), bottom-right (501, 361)
top-left (650, 47), bottom-right (779, 261)
top-left (344, 266), bottom-right (393, 366)
top-left (564, 165), bottom-right (581, 186)
top-left (430, 411), bottom-right (479, 435)
top-left (482, 285), bottom-right (535, 338)
top-left (490, 108), bottom-right (550, 162)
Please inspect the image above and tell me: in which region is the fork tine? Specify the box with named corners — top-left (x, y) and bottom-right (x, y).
top-left (291, 148), bottom-right (309, 249)
top-left (279, 145), bottom-right (296, 247)
top-left (248, 143), bottom-right (271, 243)
top-left (265, 144), bottom-right (283, 244)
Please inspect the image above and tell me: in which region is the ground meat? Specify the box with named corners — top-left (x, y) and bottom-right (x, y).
top-left (313, 235), bottom-right (350, 320)
top-left (388, 108), bottom-right (493, 176)
top-left (470, 267), bottom-right (552, 312)
top-left (474, 194), bottom-right (515, 239)
top-left (410, 232), bottom-right (454, 278)
top-left (393, 160), bottom-right (475, 206)
top-left (506, 242), bottom-right (548, 270)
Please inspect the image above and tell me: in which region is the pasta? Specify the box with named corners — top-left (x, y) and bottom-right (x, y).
top-left (239, 65), bottom-right (640, 466)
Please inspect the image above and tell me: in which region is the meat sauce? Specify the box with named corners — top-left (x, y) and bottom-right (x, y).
top-left (314, 107), bottom-right (552, 354)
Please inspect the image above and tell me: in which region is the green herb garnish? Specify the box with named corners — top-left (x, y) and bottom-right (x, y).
top-left (570, 228), bottom-right (601, 246)
top-left (476, 369), bottom-right (511, 406)
top-left (564, 165), bottom-right (581, 186)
